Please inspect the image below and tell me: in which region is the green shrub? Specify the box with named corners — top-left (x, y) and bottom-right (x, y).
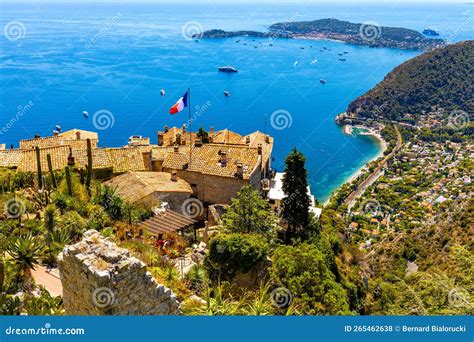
top-left (205, 233), bottom-right (268, 281)
top-left (271, 243), bottom-right (350, 314)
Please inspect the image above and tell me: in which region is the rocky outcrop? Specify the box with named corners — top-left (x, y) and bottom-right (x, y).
top-left (58, 230), bottom-right (180, 315)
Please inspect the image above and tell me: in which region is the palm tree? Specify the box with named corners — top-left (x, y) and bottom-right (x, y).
top-left (7, 235), bottom-right (44, 293)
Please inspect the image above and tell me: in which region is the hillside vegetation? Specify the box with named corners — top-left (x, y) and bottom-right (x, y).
top-left (347, 40), bottom-right (474, 120)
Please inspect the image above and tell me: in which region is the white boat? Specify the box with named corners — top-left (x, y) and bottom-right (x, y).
top-left (160, 89), bottom-right (166, 97)
top-left (223, 90), bottom-right (230, 97)
top-left (82, 111), bottom-right (89, 118)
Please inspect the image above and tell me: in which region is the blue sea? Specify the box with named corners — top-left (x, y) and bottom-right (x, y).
top-left (1, 2), bottom-right (473, 202)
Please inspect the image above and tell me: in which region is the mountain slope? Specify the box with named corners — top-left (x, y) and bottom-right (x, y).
top-left (347, 40), bottom-right (474, 121)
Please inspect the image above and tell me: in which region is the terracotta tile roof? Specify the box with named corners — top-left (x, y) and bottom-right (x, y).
top-left (15, 146), bottom-right (112, 172)
top-left (19, 135), bottom-right (97, 151)
top-left (105, 148), bottom-right (146, 173)
top-left (140, 209), bottom-right (195, 236)
top-left (242, 131), bottom-right (273, 169)
top-left (19, 135), bottom-right (65, 149)
top-left (162, 144), bottom-right (260, 179)
top-left (151, 146), bottom-right (189, 160)
top-left (104, 171), bottom-right (192, 203)
top-left (210, 129), bottom-right (243, 144)
top-left (17, 145), bottom-right (70, 172)
top-left (0, 149), bottom-right (24, 168)
top-left (71, 148), bottom-right (112, 169)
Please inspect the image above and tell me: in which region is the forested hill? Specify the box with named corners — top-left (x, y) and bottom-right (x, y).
top-left (347, 40), bottom-right (474, 121)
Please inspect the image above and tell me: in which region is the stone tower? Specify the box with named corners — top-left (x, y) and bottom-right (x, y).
top-left (58, 230), bottom-right (180, 315)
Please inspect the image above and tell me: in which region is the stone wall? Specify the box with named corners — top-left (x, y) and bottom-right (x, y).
top-left (165, 169), bottom-right (251, 205)
top-left (58, 230), bottom-right (180, 315)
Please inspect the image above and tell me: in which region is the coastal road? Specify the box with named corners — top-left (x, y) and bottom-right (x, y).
top-left (344, 125), bottom-right (402, 210)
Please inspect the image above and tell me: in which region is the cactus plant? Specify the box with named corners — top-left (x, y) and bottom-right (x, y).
top-left (65, 166), bottom-right (73, 197)
top-left (46, 154), bottom-right (57, 189)
top-left (86, 138), bottom-right (92, 195)
top-left (35, 146), bottom-right (43, 189)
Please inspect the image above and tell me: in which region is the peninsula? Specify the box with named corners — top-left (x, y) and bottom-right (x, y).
top-left (197, 18), bottom-right (446, 51)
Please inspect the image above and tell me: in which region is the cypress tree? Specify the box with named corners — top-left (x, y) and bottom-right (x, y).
top-left (282, 148), bottom-right (311, 243)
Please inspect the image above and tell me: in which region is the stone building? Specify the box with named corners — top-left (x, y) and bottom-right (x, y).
top-left (58, 230), bottom-right (180, 315)
top-left (152, 126), bottom-right (274, 204)
top-left (1, 126), bottom-right (274, 205)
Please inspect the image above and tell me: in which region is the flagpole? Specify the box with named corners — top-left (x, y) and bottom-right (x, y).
top-left (188, 87), bottom-right (192, 168)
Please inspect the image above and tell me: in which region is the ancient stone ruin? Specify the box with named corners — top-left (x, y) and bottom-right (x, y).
top-left (58, 230), bottom-right (180, 315)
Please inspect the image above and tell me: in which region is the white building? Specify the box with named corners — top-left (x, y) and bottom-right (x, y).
top-left (267, 172), bottom-right (322, 219)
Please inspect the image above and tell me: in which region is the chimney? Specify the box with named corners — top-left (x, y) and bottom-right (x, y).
top-left (173, 144), bottom-right (179, 153)
top-left (219, 151), bottom-right (227, 166)
top-left (258, 144), bottom-right (262, 155)
top-left (170, 171), bottom-right (177, 182)
top-left (75, 131), bottom-right (81, 140)
top-left (195, 138), bottom-right (202, 147)
top-left (245, 136), bottom-right (250, 144)
top-left (168, 137), bottom-right (173, 146)
top-left (265, 135), bottom-right (270, 143)
top-left (164, 125), bottom-right (169, 133)
top-left (182, 124), bottom-right (187, 134)
top-left (235, 162), bottom-right (243, 178)
top-left (209, 126), bottom-right (214, 134)
top-left (157, 131), bottom-right (164, 146)
top-left (175, 133), bottom-right (181, 145)
top-left (67, 147), bottom-right (75, 166)
top-left (53, 131), bottom-right (59, 136)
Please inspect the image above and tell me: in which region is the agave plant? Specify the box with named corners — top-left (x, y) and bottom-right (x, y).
top-left (7, 234), bottom-right (45, 292)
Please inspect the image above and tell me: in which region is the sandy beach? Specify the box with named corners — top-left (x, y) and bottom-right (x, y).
top-left (322, 126), bottom-right (388, 206)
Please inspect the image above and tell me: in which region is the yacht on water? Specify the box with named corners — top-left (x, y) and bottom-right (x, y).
top-left (223, 90), bottom-right (230, 97)
top-left (320, 79), bottom-right (327, 84)
top-left (218, 66), bottom-right (239, 73)
top-left (160, 89), bottom-right (166, 97)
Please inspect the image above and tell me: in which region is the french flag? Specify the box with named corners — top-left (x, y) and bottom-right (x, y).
top-left (169, 92), bottom-right (188, 114)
